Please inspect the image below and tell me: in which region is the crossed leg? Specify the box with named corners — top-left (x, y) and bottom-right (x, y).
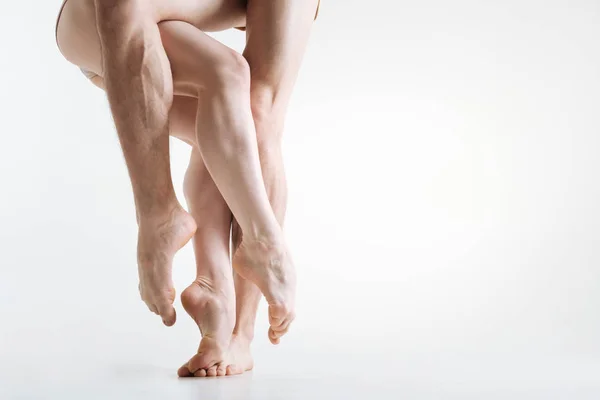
top-left (59, 22), bottom-right (270, 375)
top-left (57, 0), bottom-right (317, 377)
top-left (57, 0), bottom-right (246, 326)
top-left (172, 0), bottom-right (319, 371)
top-left (57, 0), bottom-right (296, 339)
top-left (164, 0), bottom-right (320, 363)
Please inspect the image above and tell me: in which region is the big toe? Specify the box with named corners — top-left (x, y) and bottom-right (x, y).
top-left (177, 364), bottom-right (192, 377)
top-left (268, 304), bottom-right (294, 342)
top-left (269, 318), bottom-right (292, 344)
top-left (157, 303), bottom-right (177, 326)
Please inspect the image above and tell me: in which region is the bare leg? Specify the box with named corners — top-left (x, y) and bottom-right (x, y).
top-left (232, 0), bottom-right (319, 345)
top-left (93, 0), bottom-right (196, 326)
top-left (163, 97), bottom-right (251, 377)
top-left (157, 20), bottom-right (300, 374)
top-left (181, 148), bottom-right (234, 378)
top-left (158, 21), bottom-right (298, 348)
top-left (59, 0), bottom-right (295, 334)
top-left (58, 0), bottom-right (298, 350)
top-left (82, 91), bottom-right (251, 377)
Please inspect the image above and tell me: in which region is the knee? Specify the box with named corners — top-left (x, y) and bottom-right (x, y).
top-left (202, 51), bottom-right (251, 92)
top-left (94, 0), bottom-right (150, 31)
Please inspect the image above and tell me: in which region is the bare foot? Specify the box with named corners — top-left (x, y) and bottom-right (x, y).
top-left (137, 206), bottom-right (196, 326)
top-left (177, 281), bottom-right (235, 377)
top-left (224, 334), bottom-right (254, 375)
top-left (233, 236), bottom-right (296, 344)
top-left (179, 332), bottom-right (254, 377)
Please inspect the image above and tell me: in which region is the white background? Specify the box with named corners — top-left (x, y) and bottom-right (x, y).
top-left (1, 0), bottom-right (599, 398)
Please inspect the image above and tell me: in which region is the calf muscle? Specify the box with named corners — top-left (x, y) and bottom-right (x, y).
top-left (94, 0), bottom-right (177, 214)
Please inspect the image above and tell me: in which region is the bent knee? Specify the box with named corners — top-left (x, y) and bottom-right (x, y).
top-left (204, 51), bottom-right (251, 92)
top-left (94, 0), bottom-right (147, 17)
top-left (94, 0), bottom-right (154, 30)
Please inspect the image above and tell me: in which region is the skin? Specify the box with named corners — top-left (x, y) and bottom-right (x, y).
top-left (56, 0), bottom-right (318, 376)
top-left (231, 0), bottom-right (320, 347)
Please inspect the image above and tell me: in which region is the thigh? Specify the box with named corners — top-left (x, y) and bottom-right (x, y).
top-left (56, 0), bottom-right (246, 77)
top-left (242, 0), bottom-right (319, 108)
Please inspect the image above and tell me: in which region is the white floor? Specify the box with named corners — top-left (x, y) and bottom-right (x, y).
top-left (1, 337), bottom-right (600, 399)
top-left (2, 0), bottom-right (600, 398)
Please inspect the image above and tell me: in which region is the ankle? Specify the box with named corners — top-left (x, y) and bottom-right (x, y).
top-left (136, 196), bottom-right (184, 221)
top-left (232, 329), bottom-right (254, 344)
top-left (182, 280), bottom-right (235, 315)
top-left (137, 202), bottom-right (188, 227)
top-left (242, 228), bottom-right (286, 250)
top-left (193, 276), bottom-right (235, 298)
top-left (242, 221), bottom-right (282, 243)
